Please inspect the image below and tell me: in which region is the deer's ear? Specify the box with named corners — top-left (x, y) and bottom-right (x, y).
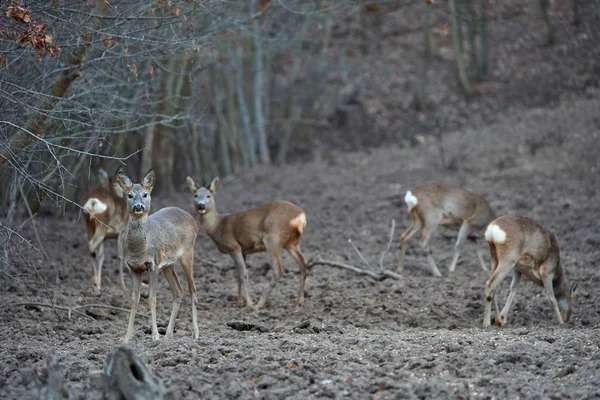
top-left (186, 176), bottom-right (198, 193)
top-left (142, 169), bottom-right (156, 192)
top-left (116, 168), bottom-right (133, 193)
top-left (208, 177), bottom-right (220, 193)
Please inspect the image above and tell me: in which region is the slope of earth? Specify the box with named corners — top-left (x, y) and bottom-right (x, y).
top-left (291, 1), bottom-right (600, 156)
top-left (1, 92), bottom-right (599, 398)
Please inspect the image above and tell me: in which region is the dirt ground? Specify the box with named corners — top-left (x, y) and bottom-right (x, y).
top-left (2, 92), bottom-right (600, 399)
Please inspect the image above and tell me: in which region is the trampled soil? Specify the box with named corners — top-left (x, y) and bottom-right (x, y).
top-left (1, 93), bottom-right (600, 399)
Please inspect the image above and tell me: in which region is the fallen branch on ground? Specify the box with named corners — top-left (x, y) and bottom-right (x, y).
top-left (13, 302), bottom-right (150, 320)
top-left (308, 219), bottom-right (402, 281)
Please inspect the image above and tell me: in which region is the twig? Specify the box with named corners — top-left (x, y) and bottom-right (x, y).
top-left (309, 256), bottom-right (403, 281)
top-left (19, 183), bottom-right (49, 261)
top-left (13, 302), bottom-right (94, 320)
top-left (348, 238), bottom-right (374, 271)
top-left (379, 219), bottom-right (396, 270)
top-left (12, 302), bottom-right (151, 320)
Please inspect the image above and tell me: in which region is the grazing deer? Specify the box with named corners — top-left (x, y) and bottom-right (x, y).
top-left (81, 168), bottom-right (128, 292)
top-left (117, 169), bottom-right (199, 343)
top-left (186, 176), bottom-right (308, 309)
top-left (483, 214), bottom-right (577, 328)
top-left (397, 184), bottom-right (495, 276)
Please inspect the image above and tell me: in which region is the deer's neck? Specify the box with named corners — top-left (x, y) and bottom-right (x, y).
top-left (199, 208), bottom-right (224, 238)
top-left (125, 215), bottom-right (150, 258)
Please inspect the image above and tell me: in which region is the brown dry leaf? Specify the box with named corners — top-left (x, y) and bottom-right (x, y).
top-left (251, 379), bottom-right (259, 385)
top-left (437, 26), bottom-right (449, 36)
top-left (102, 33), bottom-right (115, 47)
top-left (148, 64), bottom-right (154, 77)
top-left (199, 347), bottom-right (205, 352)
top-left (425, 0), bottom-right (434, 4)
top-left (127, 63), bottom-right (138, 81)
top-left (379, 384), bottom-right (386, 391)
top-left (7, 5), bottom-right (31, 23)
top-left (288, 362), bottom-right (297, 369)
top-left (345, 377), bottom-right (351, 383)
top-left (172, 5), bottom-right (180, 16)
top-left (0, 54), bottom-right (8, 68)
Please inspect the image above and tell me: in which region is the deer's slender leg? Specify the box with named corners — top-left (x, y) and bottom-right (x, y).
top-left (497, 270), bottom-right (522, 326)
top-left (148, 269), bottom-right (160, 341)
top-left (397, 213), bottom-right (422, 273)
top-left (231, 251), bottom-right (253, 308)
top-left (180, 252), bottom-right (199, 339)
top-left (117, 234), bottom-right (126, 289)
top-left (542, 268), bottom-right (564, 324)
top-left (124, 271), bottom-right (143, 343)
top-left (287, 244), bottom-right (308, 307)
top-left (162, 265), bottom-right (183, 338)
top-left (483, 259), bottom-right (516, 328)
top-left (419, 218), bottom-right (442, 277)
top-left (474, 242), bottom-right (489, 273)
top-left (256, 240), bottom-right (283, 309)
top-left (95, 242), bottom-right (105, 292)
top-left (449, 223), bottom-right (470, 272)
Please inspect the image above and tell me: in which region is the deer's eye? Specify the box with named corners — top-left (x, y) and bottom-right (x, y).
top-left (207, 195), bottom-right (211, 199)
top-left (143, 193), bottom-right (148, 198)
top-left (128, 194), bottom-right (133, 199)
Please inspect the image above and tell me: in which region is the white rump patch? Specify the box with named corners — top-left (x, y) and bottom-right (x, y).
top-left (485, 223), bottom-right (506, 244)
top-left (83, 198), bottom-right (107, 214)
top-left (404, 190), bottom-right (418, 210)
top-left (290, 213), bottom-right (307, 233)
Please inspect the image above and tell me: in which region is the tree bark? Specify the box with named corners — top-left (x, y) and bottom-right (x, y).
top-left (251, 0), bottom-right (270, 164)
top-left (449, 0), bottom-right (472, 93)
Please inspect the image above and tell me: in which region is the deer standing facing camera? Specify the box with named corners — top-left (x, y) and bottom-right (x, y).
top-left (117, 169), bottom-right (199, 342)
top-left (186, 176), bottom-right (308, 309)
top-left (397, 184), bottom-right (495, 276)
top-left (483, 214), bottom-right (577, 328)
top-left (81, 168), bottom-right (128, 292)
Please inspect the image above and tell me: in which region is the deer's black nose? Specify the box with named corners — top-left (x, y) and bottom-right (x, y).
top-left (197, 203), bottom-right (206, 211)
top-left (132, 204), bottom-right (144, 212)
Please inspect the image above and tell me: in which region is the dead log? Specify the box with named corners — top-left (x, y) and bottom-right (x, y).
top-left (102, 346), bottom-right (166, 400)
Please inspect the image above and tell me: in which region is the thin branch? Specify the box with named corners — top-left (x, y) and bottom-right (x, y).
top-left (309, 256), bottom-right (403, 281)
top-left (348, 238), bottom-right (374, 271)
top-left (379, 219), bottom-right (396, 271)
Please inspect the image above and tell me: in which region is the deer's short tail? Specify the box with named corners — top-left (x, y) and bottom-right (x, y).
top-left (485, 223), bottom-right (506, 244)
top-left (404, 190), bottom-right (418, 211)
top-left (290, 212), bottom-right (307, 236)
top-left (83, 198), bottom-right (108, 215)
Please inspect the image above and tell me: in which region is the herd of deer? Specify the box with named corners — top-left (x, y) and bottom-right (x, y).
top-left (82, 169), bottom-right (577, 342)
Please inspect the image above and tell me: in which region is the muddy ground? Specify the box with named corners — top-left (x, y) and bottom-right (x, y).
top-left (2, 93), bottom-right (600, 399)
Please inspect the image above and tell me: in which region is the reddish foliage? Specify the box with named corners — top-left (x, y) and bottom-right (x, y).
top-left (259, 0), bottom-right (271, 8)
top-left (6, 5), bottom-right (30, 23)
top-left (16, 22), bottom-right (60, 60)
top-left (366, 3), bottom-right (380, 13)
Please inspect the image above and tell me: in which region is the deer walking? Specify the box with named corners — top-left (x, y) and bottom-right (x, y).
top-left (186, 176), bottom-right (308, 309)
top-left (483, 214), bottom-right (577, 328)
top-left (397, 184), bottom-right (495, 276)
top-left (81, 168), bottom-right (128, 292)
top-left (117, 169), bottom-right (199, 343)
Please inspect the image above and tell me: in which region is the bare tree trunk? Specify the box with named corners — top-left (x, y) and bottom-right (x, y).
top-left (0, 0), bottom-right (108, 165)
top-left (540, 0), bottom-right (555, 45)
top-left (449, 0), bottom-right (472, 93)
top-left (479, 0), bottom-right (489, 79)
top-left (250, 0), bottom-right (270, 164)
top-left (210, 59), bottom-right (232, 176)
top-left (231, 42), bottom-right (257, 166)
top-left (417, 3), bottom-right (433, 110)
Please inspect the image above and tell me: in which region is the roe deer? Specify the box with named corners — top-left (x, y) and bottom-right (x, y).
top-left (186, 176), bottom-right (308, 309)
top-left (117, 169), bottom-right (199, 342)
top-left (483, 214), bottom-right (577, 328)
top-left (397, 184), bottom-right (495, 276)
top-left (81, 168), bottom-right (128, 292)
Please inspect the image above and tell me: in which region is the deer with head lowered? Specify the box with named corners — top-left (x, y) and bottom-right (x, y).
top-left (186, 176), bottom-right (308, 309)
top-left (81, 168), bottom-right (128, 292)
top-left (117, 169), bottom-right (199, 343)
top-left (483, 214), bottom-right (577, 328)
top-left (397, 184), bottom-right (495, 277)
